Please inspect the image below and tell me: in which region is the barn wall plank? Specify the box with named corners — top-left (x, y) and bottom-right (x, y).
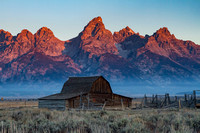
top-left (38, 100), bottom-right (66, 110)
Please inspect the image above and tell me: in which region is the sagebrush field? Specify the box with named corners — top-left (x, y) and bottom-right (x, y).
top-left (1, 103), bottom-right (200, 133)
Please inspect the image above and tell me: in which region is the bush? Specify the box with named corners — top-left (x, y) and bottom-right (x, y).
top-left (1, 108), bottom-right (200, 132)
top-left (123, 122), bottom-right (149, 133)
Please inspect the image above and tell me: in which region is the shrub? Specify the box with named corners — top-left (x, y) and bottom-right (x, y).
top-left (1, 108), bottom-right (200, 132)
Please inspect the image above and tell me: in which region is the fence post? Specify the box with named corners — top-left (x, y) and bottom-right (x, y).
top-left (193, 90), bottom-right (197, 106)
top-left (144, 94), bottom-right (147, 105)
top-left (152, 94), bottom-right (154, 103)
top-left (164, 93), bottom-right (167, 106)
top-left (184, 94), bottom-right (187, 102)
top-left (175, 96), bottom-right (177, 102)
top-left (155, 95), bottom-right (158, 107)
top-left (166, 93), bottom-right (170, 105)
top-left (179, 99), bottom-right (181, 109)
top-left (80, 94), bottom-right (82, 108)
top-left (87, 94), bottom-right (90, 109)
top-left (1, 121), bottom-right (3, 133)
top-left (121, 98), bottom-right (124, 110)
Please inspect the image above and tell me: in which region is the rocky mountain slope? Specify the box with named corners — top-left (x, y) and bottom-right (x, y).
top-left (0, 27), bottom-right (80, 83)
top-left (1, 16), bottom-right (200, 84)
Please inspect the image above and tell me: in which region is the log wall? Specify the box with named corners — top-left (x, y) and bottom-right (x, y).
top-left (68, 93), bottom-right (131, 109)
top-left (38, 77), bottom-right (132, 110)
top-left (38, 100), bottom-right (66, 110)
top-left (89, 93), bottom-right (113, 106)
top-left (68, 94), bottom-right (89, 108)
top-left (112, 94), bottom-right (131, 107)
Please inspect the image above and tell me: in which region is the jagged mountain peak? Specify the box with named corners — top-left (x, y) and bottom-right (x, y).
top-left (0, 29), bottom-right (13, 42)
top-left (35, 27), bottom-right (54, 39)
top-left (64, 16), bottom-right (118, 58)
top-left (0, 29), bottom-right (11, 34)
top-left (1, 20), bottom-right (200, 84)
top-left (92, 16), bottom-right (103, 22)
top-left (124, 26), bottom-right (134, 33)
top-left (37, 27), bottom-right (53, 32)
top-left (113, 26), bottom-right (135, 43)
top-left (16, 29), bottom-right (34, 41)
top-left (20, 29), bottom-right (32, 35)
top-left (34, 27), bottom-right (65, 56)
top-left (84, 16), bottom-right (104, 30)
top-left (155, 27), bottom-right (171, 36)
top-left (153, 27), bottom-right (175, 42)
top-left (80, 16), bottom-right (106, 40)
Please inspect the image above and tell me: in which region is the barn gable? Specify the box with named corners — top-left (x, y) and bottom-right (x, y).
top-left (61, 76), bottom-right (100, 94)
top-left (90, 76), bottom-right (112, 94)
top-left (40, 76), bottom-right (107, 100)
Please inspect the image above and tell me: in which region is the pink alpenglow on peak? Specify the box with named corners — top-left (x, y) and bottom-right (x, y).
top-left (0, 16), bottom-right (200, 83)
top-left (64, 16), bottom-right (118, 58)
top-left (113, 26), bottom-right (135, 43)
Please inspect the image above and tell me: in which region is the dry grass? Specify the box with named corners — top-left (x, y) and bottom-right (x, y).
top-left (1, 106), bottom-right (200, 133)
top-left (0, 101), bottom-right (38, 109)
top-left (131, 98), bottom-right (143, 108)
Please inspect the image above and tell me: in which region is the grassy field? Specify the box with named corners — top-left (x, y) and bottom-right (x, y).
top-left (0, 101), bottom-right (38, 108)
top-left (1, 102), bottom-right (200, 133)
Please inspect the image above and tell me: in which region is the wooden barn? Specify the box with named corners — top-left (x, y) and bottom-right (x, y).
top-left (38, 76), bottom-right (132, 110)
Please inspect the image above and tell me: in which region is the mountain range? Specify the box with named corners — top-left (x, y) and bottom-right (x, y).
top-left (1, 16), bottom-right (200, 85)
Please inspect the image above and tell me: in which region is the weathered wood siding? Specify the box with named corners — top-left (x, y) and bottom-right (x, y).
top-left (67, 93), bottom-right (131, 108)
top-left (90, 77), bottom-right (112, 94)
top-left (38, 76), bottom-right (132, 110)
top-left (68, 94), bottom-right (89, 108)
top-left (38, 100), bottom-right (66, 110)
top-left (89, 93), bottom-right (112, 106)
top-left (65, 100), bottom-right (69, 108)
top-left (112, 94), bottom-right (131, 107)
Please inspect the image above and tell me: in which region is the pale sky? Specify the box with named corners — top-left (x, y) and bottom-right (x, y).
top-left (1, 0), bottom-right (200, 44)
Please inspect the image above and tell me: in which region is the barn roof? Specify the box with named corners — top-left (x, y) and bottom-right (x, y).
top-left (39, 76), bottom-right (132, 100)
top-left (38, 92), bottom-right (83, 100)
top-left (39, 76), bottom-right (102, 100)
top-left (61, 76), bottom-right (101, 94)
